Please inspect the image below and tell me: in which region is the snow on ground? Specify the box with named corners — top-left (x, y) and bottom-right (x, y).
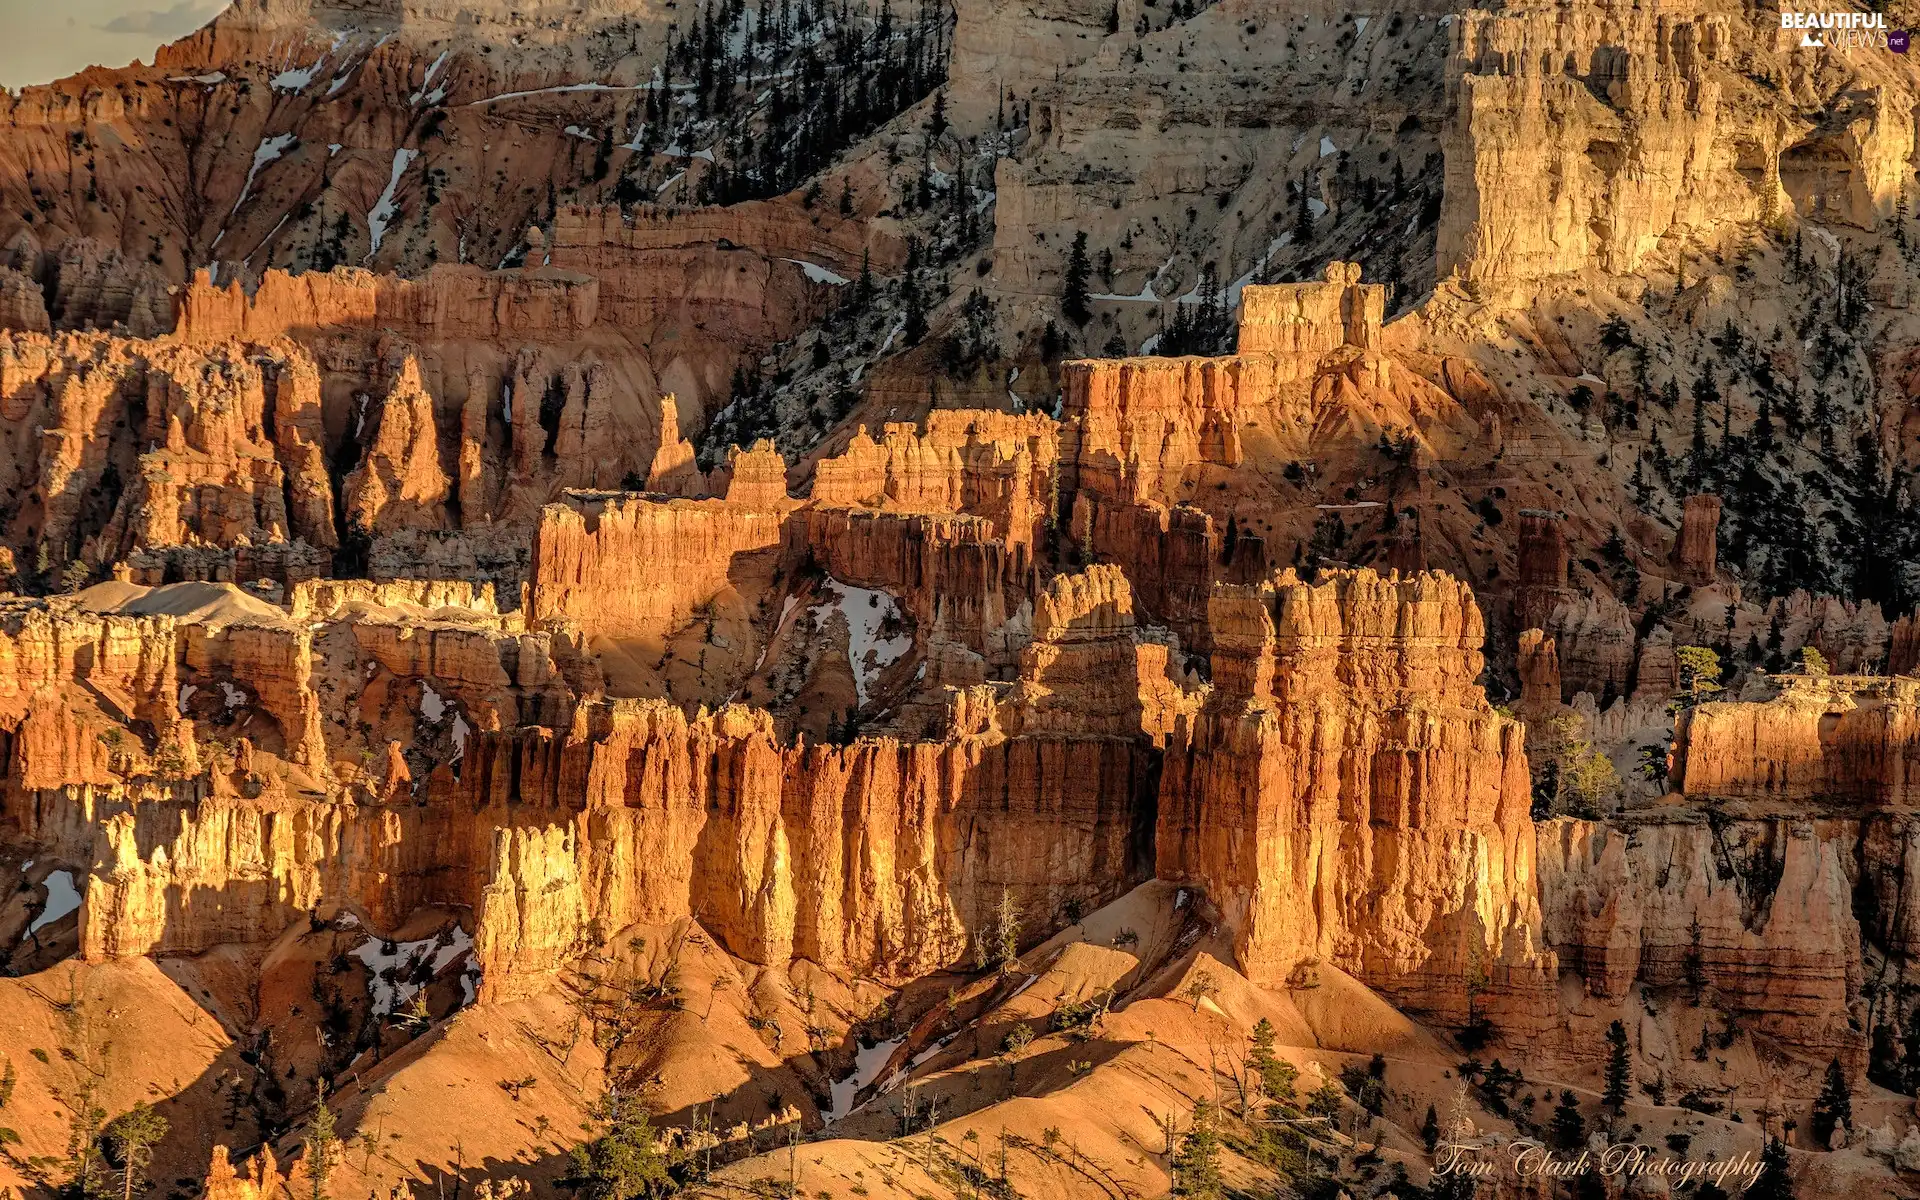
top-left (782, 258), bottom-right (849, 285)
top-left (1355, 16), bottom-right (1369, 34)
top-left (824, 1035), bottom-right (905, 1123)
top-left (29, 871), bottom-right (80, 935)
top-left (219, 682), bottom-right (247, 709)
top-left (464, 81), bottom-right (635, 106)
top-left (349, 925), bottom-right (474, 1015)
top-left (421, 682), bottom-right (447, 722)
top-left (1319, 135), bottom-right (1338, 157)
top-left (178, 684), bottom-right (197, 714)
top-left (812, 579), bottom-right (911, 705)
top-left (409, 49), bottom-right (451, 105)
top-left (169, 72), bottom-right (227, 84)
top-left (451, 713), bottom-right (471, 761)
top-left (271, 57), bottom-right (326, 92)
top-left (1308, 197), bottom-right (1328, 218)
top-left (228, 133), bottom-right (298, 221)
top-left (366, 148), bottom-right (419, 260)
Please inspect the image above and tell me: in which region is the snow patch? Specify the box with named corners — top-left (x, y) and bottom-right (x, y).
top-left (365, 148), bottom-right (419, 261)
top-left (421, 682), bottom-right (447, 722)
top-left (1308, 197), bottom-right (1328, 218)
top-left (350, 926), bottom-right (474, 1016)
top-left (219, 681), bottom-right (247, 709)
top-left (29, 871), bottom-right (80, 935)
top-left (465, 81), bottom-right (631, 106)
top-left (1319, 135), bottom-right (1338, 158)
top-left (824, 1035), bottom-right (906, 1123)
top-left (812, 579), bottom-right (911, 705)
top-left (1354, 16), bottom-right (1369, 35)
top-left (409, 49), bottom-right (450, 106)
top-left (169, 72), bottom-right (227, 84)
top-left (271, 59), bottom-right (325, 92)
top-left (230, 133), bottom-right (298, 219)
top-left (451, 713), bottom-right (472, 761)
top-left (177, 684), bottom-right (197, 714)
top-left (782, 258), bottom-right (849, 285)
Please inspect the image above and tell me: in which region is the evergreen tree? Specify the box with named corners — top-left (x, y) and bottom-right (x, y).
top-left (563, 1090), bottom-right (674, 1200)
top-left (1810, 1058), bottom-right (1852, 1148)
top-left (1172, 1099), bottom-right (1223, 1198)
top-left (1549, 1090), bottom-right (1585, 1150)
top-left (1063, 231), bottom-right (1093, 326)
top-left (107, 1103), bottom-right (168, 1200)
top-left (65, 1078), bottom-right (106, 1200)
top-left (840, 177), bottom-right (855, 216)
top-left (1687, 365), bottom-right (1718, 489)
top-left (1603, 1020), bottom-right (1632, 1111)
top-left (1748, 1137), bottom-right (1795, 1200)
top-left (305, 1085), bottom-right (337, 1200)
top-left (1421, 1103), bottom-right (1440, 1151)
top-left (1293, 176), bottom-right (1315, 246)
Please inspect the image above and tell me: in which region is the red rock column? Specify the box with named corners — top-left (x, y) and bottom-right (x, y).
top-left (1671, 494), bottom-right (1722, 585)
top-left (1517, 628), bottom-right (1561, 716)
top-left (1515, 510), bottom-right (1569, 630)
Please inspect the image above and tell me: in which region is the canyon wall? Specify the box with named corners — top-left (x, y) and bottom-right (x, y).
top-left (1156, 568), bottom-right (1556, 1036)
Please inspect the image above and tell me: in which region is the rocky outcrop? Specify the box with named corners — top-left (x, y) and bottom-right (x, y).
top-left (0, 267), bottom-right (48, 333)
top-left (1673, 675), bottom-right (1920, 805)
top-left (1156, 568), bottom-right (1555, 1036)
top-left (1673, 494), bottom-right (1722, 586)
top-left (812, 414), bottom-right (1059, 550)
top-left (1517, 627), bottom-right (1561, 717)
top-left (345, 358), bottom-right (454, 536)
top-left (1540, 817), bottom-right (1866, 1072)
top-left (176, 266), bottom-right (599, 348)
top-left (1441, 2), bottom-right (1920, 284)
top-left (528, 491), bottom-right (790, 641)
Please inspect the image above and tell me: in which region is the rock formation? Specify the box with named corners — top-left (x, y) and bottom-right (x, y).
top-left (1673, 494), bottom-right (1723, 586)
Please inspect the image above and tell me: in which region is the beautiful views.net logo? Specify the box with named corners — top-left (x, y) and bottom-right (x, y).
top-left (1781, 9), bottom-right (1908, 51)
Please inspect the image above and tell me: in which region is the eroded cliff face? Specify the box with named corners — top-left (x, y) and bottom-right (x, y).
top-left (1439, 1), bottom-right (1919, 285)
top-left (1156, 568), bottom-right (1555, 1037)
top-left (1540, 816), bottom-right (1867, 1073)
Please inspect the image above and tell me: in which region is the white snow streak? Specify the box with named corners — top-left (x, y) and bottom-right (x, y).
top-left (365, 148), bottom-right (419, 261)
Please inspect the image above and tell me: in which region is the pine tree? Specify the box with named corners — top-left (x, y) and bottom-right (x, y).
top-left (855, 248), bottom-right (874, 308)
top-left (1550, 1090), bottom-right (1585, 1149)
top-left (562, 1090), bottom-right (674, 1200)
top-left (1106, 0), bottom-right (1119, 32)
top-left (1293, 175), bottom-right (1315, 246)
top-left (108, 1103), bottom-right (169, 1200)
top-left (1811, 1058), bottom-right (1852, 1148)
top-left (305, 1085), bottom-right (338, 1200)
top-left (1063, 231), bottom-right (1092, 326)
top-left (840, 176), bottom-right (855, 216)
top-left (65, 1077), bottom-right (107, 1200)
top-left (1748, 1137), bottom-right (1796, 1200)
top-left (1603, 1020), bottom-right (1632, 1111)
top-left (1172, 1100), bottom-right (1223, 1198)
top-left (1421, 1103), bottom-right (1440, 1151)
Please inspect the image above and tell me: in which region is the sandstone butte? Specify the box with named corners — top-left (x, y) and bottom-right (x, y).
top-left (0, 0), bottom-right (1917, 1195)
